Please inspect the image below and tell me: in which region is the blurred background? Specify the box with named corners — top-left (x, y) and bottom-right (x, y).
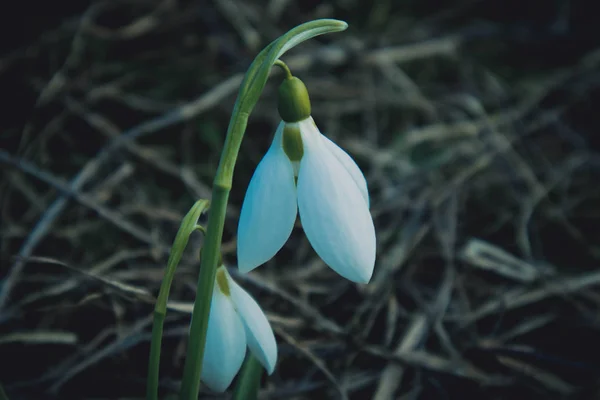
top-left (2, 0), bottom-right (600, 398)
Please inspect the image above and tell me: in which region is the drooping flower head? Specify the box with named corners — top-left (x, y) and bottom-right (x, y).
top-left (201, 266), bottom-right (277, 392)
top-left (237, 68), bottom-right (376, 283)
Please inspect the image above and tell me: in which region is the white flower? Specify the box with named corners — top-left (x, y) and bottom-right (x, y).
top-left (201, 266), bottom-right (277, 392)
top-left (237, 117), bottom-right (376, 283)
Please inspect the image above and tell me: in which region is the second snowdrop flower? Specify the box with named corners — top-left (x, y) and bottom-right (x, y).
top-left (201, 266), bottom-right (277, 392)
top-left (237, 64), bottom-right (376, 283)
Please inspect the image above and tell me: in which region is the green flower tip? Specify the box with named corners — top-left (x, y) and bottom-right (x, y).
top-left (278, 76), bottom-right (311, 123)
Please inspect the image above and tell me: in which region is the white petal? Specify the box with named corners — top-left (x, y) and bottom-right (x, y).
top-left (296, 119), bottom-right (376, 283)
top-left (201, 284), bottom-right (247, 392)
top-left (226, 272), bottom-right (278, 374)
top-left (317, 123), bottom-right (369, 207)
top-left (237, 122), bottom-right (298, 273)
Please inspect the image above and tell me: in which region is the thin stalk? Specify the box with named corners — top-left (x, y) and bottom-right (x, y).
top-left (273, 60), bottom-right (293, 79)
top-left (147, 311), bottom-right (165, 400)
top-left (232, 354), bottom-right (263, 400)
top-left (179, 113), bottom-right (248, 399)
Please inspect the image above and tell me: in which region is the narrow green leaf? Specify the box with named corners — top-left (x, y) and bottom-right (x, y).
top-left (147, 199), bottom-right (210, 400)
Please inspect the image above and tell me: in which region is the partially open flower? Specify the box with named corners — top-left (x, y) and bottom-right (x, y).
top-left (200, 266), bottom-right (277, 392)
top-left (237, 74), bottom-right (376, 283)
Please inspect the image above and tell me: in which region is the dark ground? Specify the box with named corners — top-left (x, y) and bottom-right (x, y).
top-left (2, 0), bottom-right (600, 399)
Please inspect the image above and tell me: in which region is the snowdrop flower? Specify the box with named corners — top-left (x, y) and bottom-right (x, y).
top-left (237, 71), bottom-right (376, 283)
top-left (200, 266), bottom-right (277, 392)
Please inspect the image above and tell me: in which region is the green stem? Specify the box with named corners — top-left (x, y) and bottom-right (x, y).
top-left (179, 113), bottom-right (248, 399)
top-left (178, 19), bottom-right (348, 400)
top-left (147, 199), bottom-right (209, 400)
top-left (232, 354), bottom-right (263, 400)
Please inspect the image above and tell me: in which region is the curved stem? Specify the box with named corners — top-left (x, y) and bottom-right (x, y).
top-left (274, 60), bottom-right (293, 79)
